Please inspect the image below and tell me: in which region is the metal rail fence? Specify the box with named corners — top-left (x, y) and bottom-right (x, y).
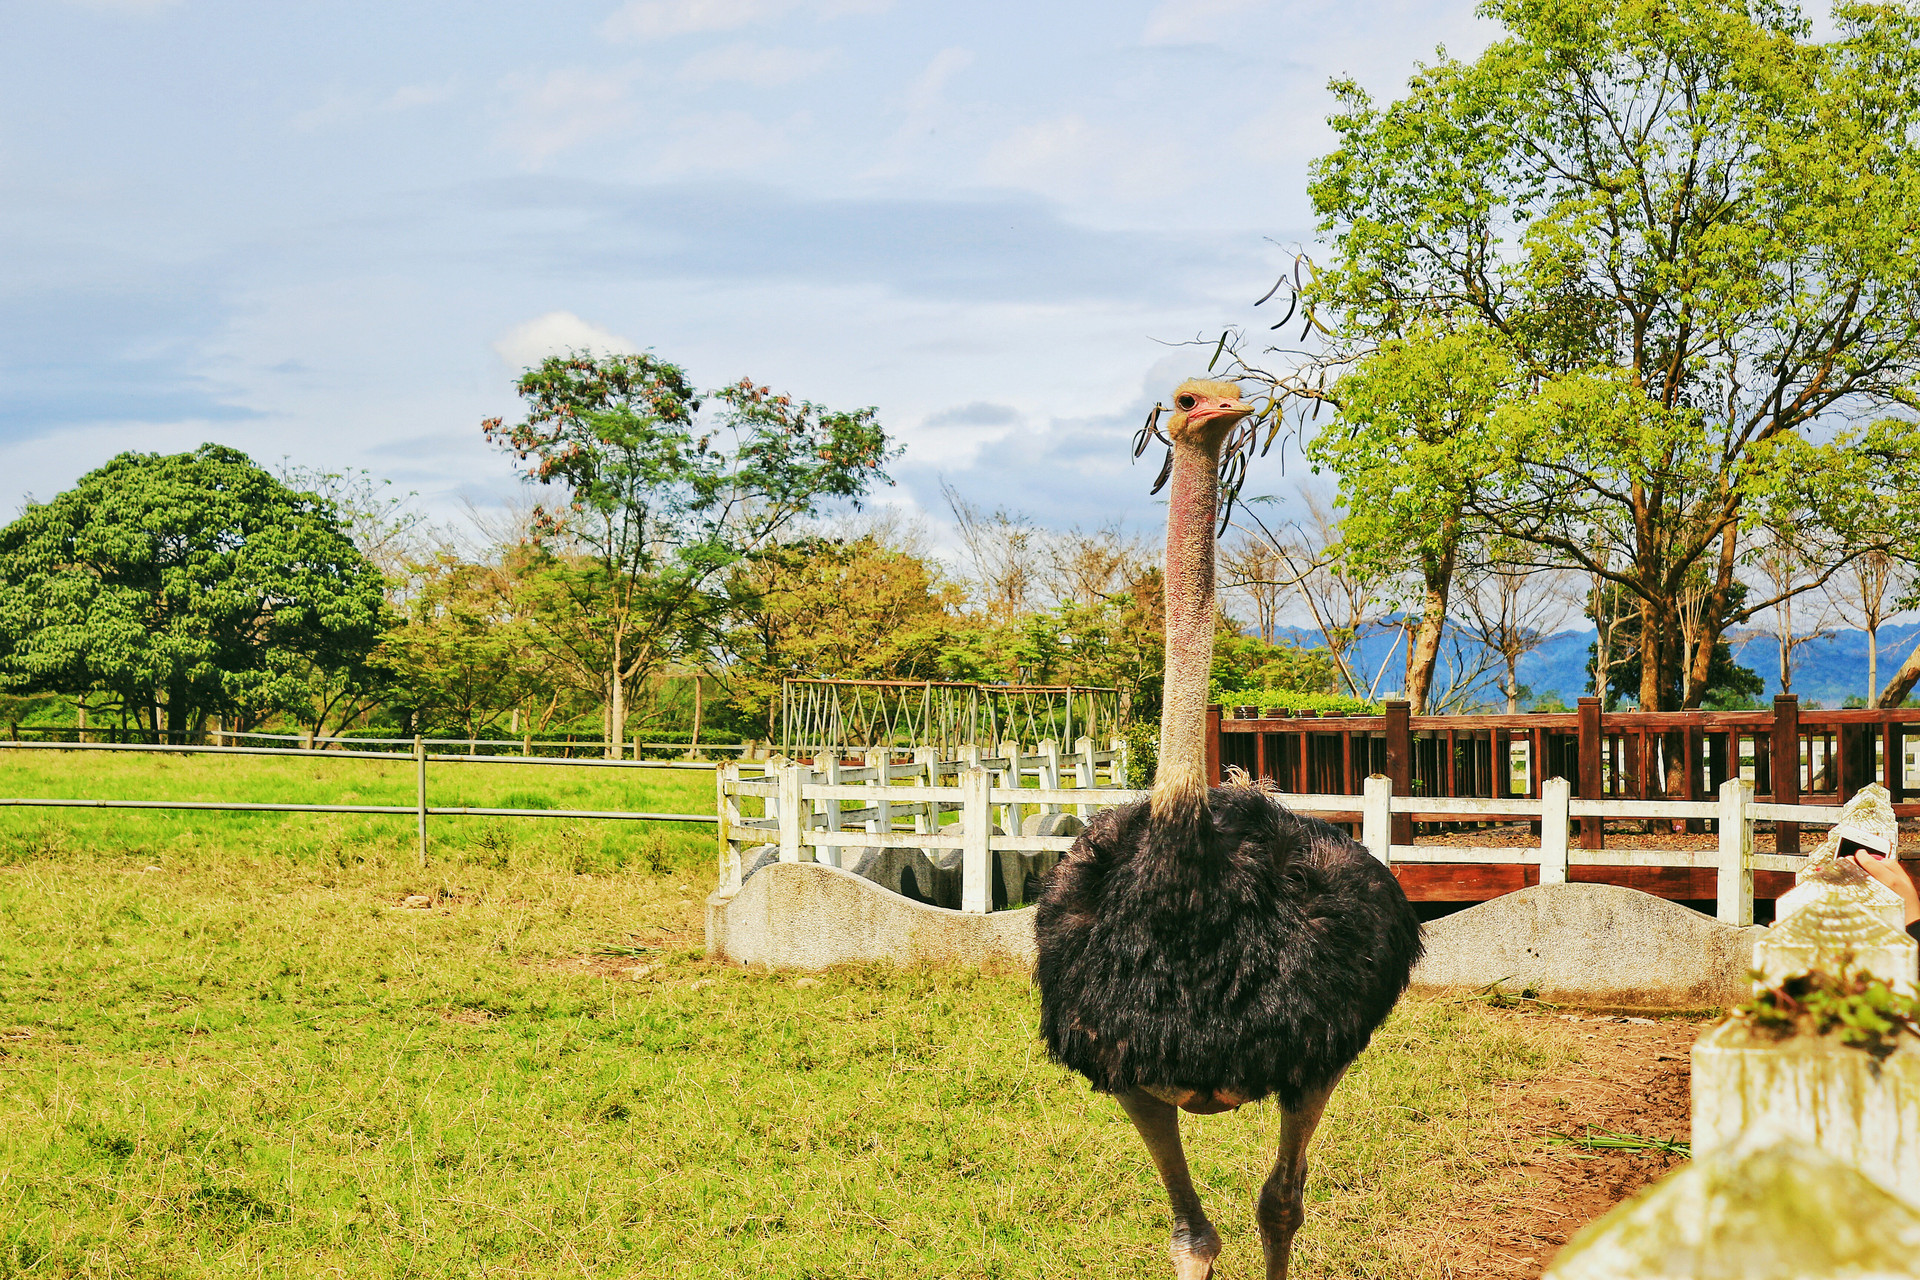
top-left (0, 736), bottom-right (731, 867)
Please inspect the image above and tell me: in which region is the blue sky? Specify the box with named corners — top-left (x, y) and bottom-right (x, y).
top-left (4, 0), bottom-right (1503, 536)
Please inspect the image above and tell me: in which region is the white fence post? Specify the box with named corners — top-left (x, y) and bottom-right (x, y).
top-left (999, 739), bottom-right (1022, 835)
top-left (778, 762), bottom-right (807, 863)
top-left (814, 751), bottom-right (842, 868)
top-left (1717, 776), bottom-right (1754, 926)
top-left (961, 765), bottom-right (992, 914)
top-left (1361, 774), bottom-right (1391, 865)
top-left (1039, 738), bottom-right (1062, 817)
top-left (1111, 735), bottom-right (1130, 788)
top-left (912, 746), bottom-right (937, 835)
top-left (1540, 777), bottom-right (1570, 885)
top-left (716, 761), bottom-right (741, 890)
top-left (865, 748), bottom-right (889, 837)
top-left (1074, 736), bottom-right (1096, 820)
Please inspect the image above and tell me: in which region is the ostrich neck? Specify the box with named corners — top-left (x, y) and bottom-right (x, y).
top-left (1152, 437), bottom-right (1220, 821)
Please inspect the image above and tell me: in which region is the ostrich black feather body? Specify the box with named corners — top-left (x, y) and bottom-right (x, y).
top-left (1034, 785), bottom-right (1422, 1110)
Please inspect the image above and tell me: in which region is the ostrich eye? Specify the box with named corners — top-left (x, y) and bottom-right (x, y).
top-left (1176, 395), bottom-right (1196, 411)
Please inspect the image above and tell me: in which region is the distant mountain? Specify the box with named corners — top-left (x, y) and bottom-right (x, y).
top-left (1263, 619), bottom-right (1920, 709)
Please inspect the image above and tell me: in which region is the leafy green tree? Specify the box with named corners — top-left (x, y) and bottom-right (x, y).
top-left (376, 551), bottom-right (556, 738)
top-left (483, 352), bottom-right (895, 754)
top-left (724, 535), bottom-right (970, 733)
top-left (1306, 324), bottom-right (1519, 711)
top-left (1284, 0), bottom-right (1920, 711)
top-left (0, 445), bottom-right (386, 739)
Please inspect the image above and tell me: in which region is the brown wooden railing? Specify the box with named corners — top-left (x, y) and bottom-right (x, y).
top-left (1209, 693), bottom-right (1919, 857)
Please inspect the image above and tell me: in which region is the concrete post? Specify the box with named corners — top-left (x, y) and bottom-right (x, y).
top-left (1717, 776), bottom-right (1754, 926)
top-left (1361, 774), bottom-right (1391, 865)
top-left (960, 766), bottom-right (992, 914)
top-left (1540, 776), bottom-right (1570, 885)
top-left (778, 763), bottom-right (807, 863)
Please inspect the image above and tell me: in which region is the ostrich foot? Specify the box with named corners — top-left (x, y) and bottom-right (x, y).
top-left (1257, 1077), bottom-right (1341, 1280)
top-left (1116, 1089), bottom-right (1219, 1280)
top-left (1170, 1223), bottom-right (1222, 1280)
top-left (1255, 1173), bottom-right (1304, 1280)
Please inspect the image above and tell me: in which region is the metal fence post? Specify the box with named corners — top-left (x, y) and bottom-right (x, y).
top-left (1540, 777), bottom-right (1571, 885)
top-left (1718, 777), bottom-right (1754, 926)
top-left (961, 765), bottom-right (992, 914)
top-left (1361, 774), bottom-right (1392, 865)
top-left (778, 763), bottom-right (806, 863)
top-left (413, 735), bottom-right (428, 869)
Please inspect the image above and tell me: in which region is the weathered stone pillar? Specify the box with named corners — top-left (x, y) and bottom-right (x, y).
top-left (1692, 783), bottom-right (1920, 1201)
top-left (1543, 1131), bottom-right (1920, 1279)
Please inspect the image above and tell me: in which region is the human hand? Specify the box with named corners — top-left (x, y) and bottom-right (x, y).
top-left (1854, 850), bottom-right (1920, 927)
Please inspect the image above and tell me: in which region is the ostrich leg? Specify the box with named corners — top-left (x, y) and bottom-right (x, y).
top-left (1256, 1077), bottom-right (1341, 1280)
top-left (1117, 1089), bottom-right (1221, 1280)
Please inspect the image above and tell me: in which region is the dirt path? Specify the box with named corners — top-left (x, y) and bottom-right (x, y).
top-left (1429, 1010), bottom-right (1709, 1279)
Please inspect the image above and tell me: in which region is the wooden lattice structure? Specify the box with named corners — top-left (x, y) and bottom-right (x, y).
top-left (778, 678), bottom-right (1120, 758)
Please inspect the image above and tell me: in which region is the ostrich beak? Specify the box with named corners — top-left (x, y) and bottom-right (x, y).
top-left (1189, 399), bottom-right (1254, 428)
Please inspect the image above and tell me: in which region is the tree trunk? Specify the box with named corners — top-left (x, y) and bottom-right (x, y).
top-left (1869, 622), bottom-right (1880, 703)
top-left (1878, 633), bottom-right (1920, 708)
top-left (1639, 594), bottom-right (1666, 711)
top-left (691, 673), bottom-right (703, 751)
top-left (607, 633), bottom-right (624, 760)
top-left (1404, 521), bottom-right (1459, 714)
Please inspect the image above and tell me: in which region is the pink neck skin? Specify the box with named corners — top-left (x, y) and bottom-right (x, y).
top-left (1152, 435), bottom-right (1221, 820)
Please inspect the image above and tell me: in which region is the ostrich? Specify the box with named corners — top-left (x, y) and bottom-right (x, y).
top-left (1034, 378), bottom-right (1422, 1280)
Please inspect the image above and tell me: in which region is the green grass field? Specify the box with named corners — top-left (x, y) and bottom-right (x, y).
top-left (1, 750), bottom-right (1569, 1278)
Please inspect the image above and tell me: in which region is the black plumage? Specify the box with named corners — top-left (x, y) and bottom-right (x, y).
top-left (1035, 783), bottom-right (1422, 1111)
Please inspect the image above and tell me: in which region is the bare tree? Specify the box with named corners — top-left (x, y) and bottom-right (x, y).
top-left (1044, 522), bottom-right (1157, 607)
top-left (1572, 530), bottom-right (1639, 706)
top-left (1218, 532), bottom-right (1287, 643)
top-left (1832, 550), bottom-right (1912, 703)
top-left (1233, 488), bottom-right (1394, 700)
top-left (941, 481), bottom-right (1041, 621)
top-left (1458, 549), bottom-right (1577, 713)
top-left (1753, 530), bottom-right (1837, 697)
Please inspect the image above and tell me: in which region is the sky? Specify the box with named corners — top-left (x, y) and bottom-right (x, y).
top-left (3, 0), bottom-right (1505, 543)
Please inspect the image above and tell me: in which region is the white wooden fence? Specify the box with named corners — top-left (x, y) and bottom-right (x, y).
top-left (720, 760), bottom-right (1855, 924)
top-left (716, 737), bottom-right (1128, 912)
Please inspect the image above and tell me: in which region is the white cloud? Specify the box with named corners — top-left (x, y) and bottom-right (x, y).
top-left (979, 114), bottom-right (1180, 207)
top-left (647, 109), bottom-right (813, 175)
top-left (1142, 0), bottom-right (1270, 46)
top-left (290, 80), bottom-right (458, 133)
top-left (495, 65), bottom-right (644, 165)
top-left (383, 80), bottom-right (458, 111)
top-left (676, 43), bottom-right (836, 87)
top-left (601, 0), bottom-right (889, 41)
top-left (62, 0), bottom-right (180, 12)
top-left (492, 312), bottom-right (638, 371)
top-left (904, 46), bottom-right (972, 115)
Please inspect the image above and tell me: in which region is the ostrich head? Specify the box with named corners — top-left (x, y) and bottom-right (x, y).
top-left (1152, 378), bottom-right (1254, 823)
top-left (1164, 378), bottom-right (1255, 448)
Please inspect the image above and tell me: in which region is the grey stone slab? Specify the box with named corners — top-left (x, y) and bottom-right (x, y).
top-left (705, 861), bottom-right (1037, 970)
top-left (1411, 883), bottom-right (1765, 1009)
